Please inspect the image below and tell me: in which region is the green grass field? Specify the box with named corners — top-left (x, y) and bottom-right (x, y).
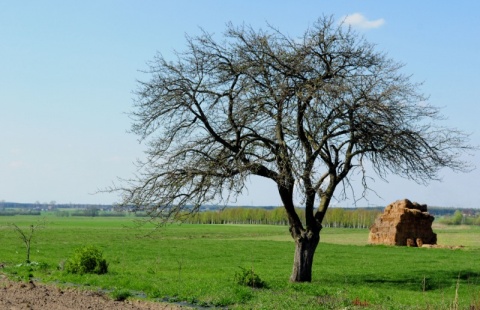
top-left (1, 215), bottom-right (479, 309)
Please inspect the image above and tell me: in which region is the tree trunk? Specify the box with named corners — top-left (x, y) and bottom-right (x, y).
top-left (290, 229), bottom-right (320, 282)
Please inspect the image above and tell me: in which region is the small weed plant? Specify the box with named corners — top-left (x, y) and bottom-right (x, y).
top-left (234, 267), bottom-right (267, 288)
top-left (64, 245), bottom-right (108, 275)
top-left (9, 220), bottom-right (45, 263)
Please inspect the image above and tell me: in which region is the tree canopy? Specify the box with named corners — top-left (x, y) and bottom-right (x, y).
top-left (116, 16), bottom-right (472, 282)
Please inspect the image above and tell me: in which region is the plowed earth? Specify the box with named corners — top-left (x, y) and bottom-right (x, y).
top-left (0, 276), bottom-right (184, 310)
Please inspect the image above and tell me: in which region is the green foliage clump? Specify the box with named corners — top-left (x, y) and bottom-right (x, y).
top-left (64, 245), bottom-right (108, 275)
top-left (111, 288), bottom-right (132, 301)
top-left (234, 267), bottom-right (267, 288)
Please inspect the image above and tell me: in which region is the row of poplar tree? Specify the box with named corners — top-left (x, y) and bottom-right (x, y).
top-left (182, 207), bottom-right (381, 229)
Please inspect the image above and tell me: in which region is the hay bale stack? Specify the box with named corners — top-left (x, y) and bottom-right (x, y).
top-left (369, 199), bottom-right (437, 246)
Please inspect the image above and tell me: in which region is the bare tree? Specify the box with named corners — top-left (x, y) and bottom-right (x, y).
top-left (115, 16), bottom-right (473, 282)
top-left (10, 220), bottom-right (45, 263)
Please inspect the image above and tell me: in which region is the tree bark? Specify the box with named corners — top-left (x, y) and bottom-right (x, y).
top-left (290, 229), bottom-right (320, 282)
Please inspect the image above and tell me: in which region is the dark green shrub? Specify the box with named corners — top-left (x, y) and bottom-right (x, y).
top-left (64, 245), bottom-right (108, 275)
top-left (234, 267), bottom-right (266, 288)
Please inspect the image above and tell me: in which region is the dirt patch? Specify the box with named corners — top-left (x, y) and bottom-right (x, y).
top-left (0, 275), bottom-right (185, 310)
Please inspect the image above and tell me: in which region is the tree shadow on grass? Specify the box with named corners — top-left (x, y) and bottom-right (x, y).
top-left (361, 270), bottom-right (480, 292)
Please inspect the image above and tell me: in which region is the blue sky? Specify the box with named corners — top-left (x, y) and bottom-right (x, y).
top-left (1, 1), bottom-right (480, 208)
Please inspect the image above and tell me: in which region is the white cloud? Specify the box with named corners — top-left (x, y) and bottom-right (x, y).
top-left (342, 13), bottom-right (385, 29)
top-left (8, 160), bottom-right (25, 169)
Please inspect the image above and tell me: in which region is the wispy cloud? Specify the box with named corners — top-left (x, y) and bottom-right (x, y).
top-left (341, 13), bottom-right (385, 29)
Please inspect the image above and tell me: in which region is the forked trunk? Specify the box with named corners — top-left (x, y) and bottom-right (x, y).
top-left (290, 230), bottom-right (320, 282)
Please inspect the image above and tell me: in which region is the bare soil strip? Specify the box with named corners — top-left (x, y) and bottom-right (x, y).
top-left (0, 276), bottom-right (184, 310)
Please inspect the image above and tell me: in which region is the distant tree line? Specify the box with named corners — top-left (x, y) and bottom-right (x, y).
top-left (0, 210), bottom-right (41, 216)
top-left (437, 210), bottom-right (480, 226)
top-left (61, 209), bottom-right (126, 217)
top-left (180, 207), bottom-right (381, 229)
top-left (179, 206), bottom-right (480, 228)
top-left (3, 202), bottom-right (480, 227)
top-left (427, 207), bottom-right (479, 217)
top-left (0, 201), bottom-right (112, 210)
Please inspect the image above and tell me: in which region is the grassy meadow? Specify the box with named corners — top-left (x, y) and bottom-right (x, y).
top-left (1, 214), bottom-right (479, 309)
